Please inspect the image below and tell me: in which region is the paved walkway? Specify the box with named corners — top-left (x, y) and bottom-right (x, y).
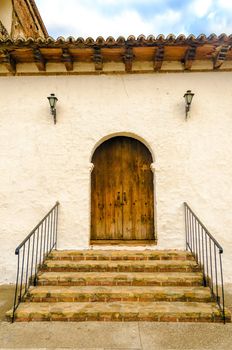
top-left (1, 285), bottom-right (232, 350)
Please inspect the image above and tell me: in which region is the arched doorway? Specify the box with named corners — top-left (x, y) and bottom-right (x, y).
top-left (91, 136), bottom-right (155, 243)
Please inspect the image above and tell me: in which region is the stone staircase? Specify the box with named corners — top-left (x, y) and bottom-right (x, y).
top-left (7, 250), bottom-right (231, 322)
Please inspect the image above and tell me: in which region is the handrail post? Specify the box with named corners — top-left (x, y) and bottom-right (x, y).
top-left (219, 251), bottom-right (226, 323)
top-left (11, 202), bottom-right (59, 322)
top-left (12, 252), bottom-right (20, 323)
top-left (184, 202), bottom-right (226, 323)
top-left (55, 202), bottom-right (59, 249)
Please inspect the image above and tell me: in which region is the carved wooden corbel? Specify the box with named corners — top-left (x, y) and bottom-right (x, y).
top-left (123, 46), bottom-right (134, 72)
top-left (0, 50), bottom-right (16, 73)
top-left (183, 45), bottom-right (197, 70)
top-left (33, 48), bottom-right (46, 71)
top-left (153, 46), bottom-right (164, 71)
top-left (93, 47), bottom-right (103, 71)
top-left (213, 45), bottom-right (230, 69)
top-left (62, 48), bottom-right (73, 71)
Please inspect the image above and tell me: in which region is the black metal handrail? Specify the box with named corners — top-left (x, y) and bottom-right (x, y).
top-left (184, 202), bottom-right (225, 322)
top-left (12, 202), bottom-right (59, 322)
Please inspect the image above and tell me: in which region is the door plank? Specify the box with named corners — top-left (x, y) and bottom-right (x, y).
top-left (91, 138), bottom-right (123, 240)
top-left (121, 138), bottom-right (133, 240)
top-left (91, 145), bottom-right (106, 239)
top-left (105, 138), bottom-right (123, 239)
top-left (138, 141), bottom-right (154, 239)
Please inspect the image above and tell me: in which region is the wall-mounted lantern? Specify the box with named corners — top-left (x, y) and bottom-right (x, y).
top-left (47, 93), bottom-right (58, 124)
top-left (183, 90), bottom-right (194, 119)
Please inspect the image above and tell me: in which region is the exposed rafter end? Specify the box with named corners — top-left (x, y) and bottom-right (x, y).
top-left (123, 46), bottom-right (134, 72)
top-left (62, 48), bottom-right (73, 71)
top-left (182, 45), bottom-right (197, 70)
top-left (153, 46), bottom-right (164, 71)
top-left (0, 50), bottom-right (16, 73)
top-left (33, 48), bottom-right (46, 71)
top-left (93, 47), bottom-right (103, 71)
top-left (213, 45), bottom-right (230, 69)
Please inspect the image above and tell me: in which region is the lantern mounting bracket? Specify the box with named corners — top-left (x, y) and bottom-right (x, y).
top-left (47, 93), bottom-right (58, 124)
top-left (183, 90), bottom-right (194, 119)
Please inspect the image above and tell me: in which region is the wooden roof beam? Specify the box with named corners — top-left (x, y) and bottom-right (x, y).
top-left (62, 48), bottom-right (73, 71)
top-left (93, 47), bottom-right (103, 71)
top-left (123, 46), bottom-right (134, 72)
top-left (153, 46), bottom-right (164, 71)
top-left (0, 50), bottom-right (16, 73)
top-left (33, 48), bottom-right (46, 71)
top-left (183, 45), bottom-right (197, 70)
top-left (214, 45), bottom-right (230, 69)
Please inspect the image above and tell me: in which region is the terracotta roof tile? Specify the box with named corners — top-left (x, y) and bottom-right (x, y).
top-left (0, 33), bottom-right (231, 46)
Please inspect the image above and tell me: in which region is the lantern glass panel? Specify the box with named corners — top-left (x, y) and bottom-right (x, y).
top-left (48, 94), bottom-right (57, 108)
top-left (186, 90), bottom-right (194, 105)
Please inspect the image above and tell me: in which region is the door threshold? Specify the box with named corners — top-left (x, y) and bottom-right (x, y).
top-left (90, 240), bottom-right (157, 246)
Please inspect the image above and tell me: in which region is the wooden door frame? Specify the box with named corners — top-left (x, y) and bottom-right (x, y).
top-left (89, 133), bottom-right (157, 245)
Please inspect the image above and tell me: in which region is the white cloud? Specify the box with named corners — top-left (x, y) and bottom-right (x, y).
top-left (75, 9), bottom-right (154, 38)
top-left (97, 0), bottom-right (162, 4)
top-left (35, 0), bottom-right (232, 38)
top-left (38, 3), bottom-right (152, 37)
top-left (150, 9), bottom-right (184, 35)
top-left (36, 0), bottom-right (183, 38)
top-left (190, 0), bottom-right (213, 18)
top-left (206, 14), bottom-right (232, 34)
top-left (217, 0), bottom-right (232, 11)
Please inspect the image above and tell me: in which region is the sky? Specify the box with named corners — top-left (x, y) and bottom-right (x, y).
top-left (36, 0), bottom-right (232, 39)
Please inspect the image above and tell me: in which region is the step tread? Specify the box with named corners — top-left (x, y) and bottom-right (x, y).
top-left (10, 301), bottom-right (229, 322)
top-left (37, 271), bottom-right (203, 287)
top-left (50, 250), bottom-right (194, 261)
top-left (38, 271), bottom-right (203, 280)
top-left (43, 259), bottom-right (198, 271)
top-left (28, 285), bottom-right (212, 300)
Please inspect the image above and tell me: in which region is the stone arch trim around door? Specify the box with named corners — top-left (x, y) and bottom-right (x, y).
top-left (90, 136), bottom-right (157, 244)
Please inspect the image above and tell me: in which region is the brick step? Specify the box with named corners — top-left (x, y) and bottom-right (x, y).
top-left (37, 271), bottom-right (203, 287)
top-left (8, 301), bottom-right (230, 322)
top-left (49, 250), bottom-right (195, 261)
top-left (42, 259), bottom-right (200, 273)
top-left (26, 285), bottom-right (212, 303)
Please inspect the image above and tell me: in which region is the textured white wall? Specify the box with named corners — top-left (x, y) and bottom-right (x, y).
top-left (0, 72), bottom-right (232, 283)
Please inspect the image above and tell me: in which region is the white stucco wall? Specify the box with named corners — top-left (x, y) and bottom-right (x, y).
top-left (0, 71), bottom-right (232, 283)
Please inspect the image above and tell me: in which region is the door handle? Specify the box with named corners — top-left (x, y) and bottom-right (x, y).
top-left (123, 192), bottom-right (127, 203)
top-left (116, 192), bottom-right (123, 207)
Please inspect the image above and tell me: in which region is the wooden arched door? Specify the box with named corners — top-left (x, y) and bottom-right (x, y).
top-left (91, 136), bottom-right (155, 243)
